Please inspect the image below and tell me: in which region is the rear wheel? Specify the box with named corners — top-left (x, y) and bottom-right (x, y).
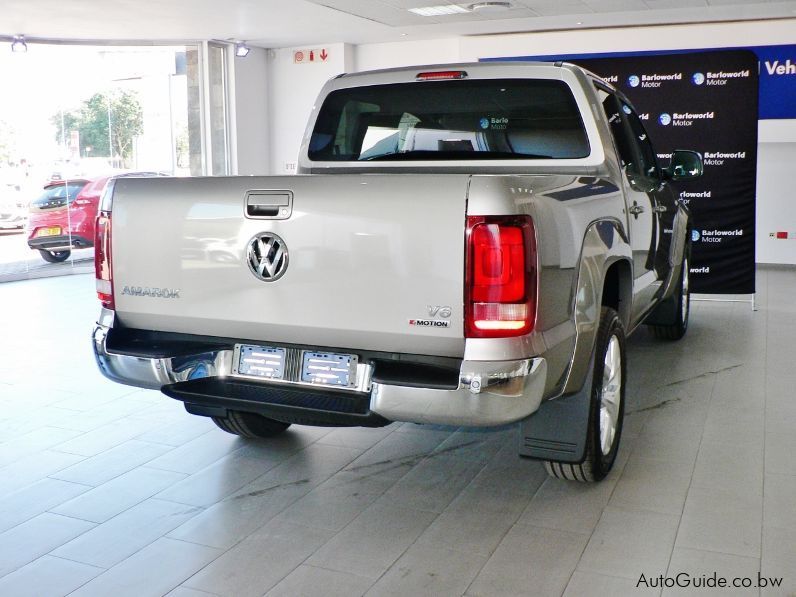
top-left (650, 255), bottom-right (690, 341)
top-left (544, 307), bottom-right (626, 482)
top-left (212, 410), bottom-right (291, 439)
top-left (39, 249), bottom-right (71, 263)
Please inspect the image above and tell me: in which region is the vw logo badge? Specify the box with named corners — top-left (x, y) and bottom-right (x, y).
top-left (247, 232), bottom-right (288, 282)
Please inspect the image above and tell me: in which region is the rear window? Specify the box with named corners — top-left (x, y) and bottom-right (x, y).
top-left (308, 79), bottom-right (590, 162)
top-left (31, 182), bottom-right (87, 208)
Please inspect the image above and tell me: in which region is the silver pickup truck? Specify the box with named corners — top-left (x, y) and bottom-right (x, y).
top-left (92, 62), bottom-right (702, 482)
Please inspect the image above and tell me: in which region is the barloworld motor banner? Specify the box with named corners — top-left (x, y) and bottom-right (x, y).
top-left (485, 48), bottom-right (764, 295)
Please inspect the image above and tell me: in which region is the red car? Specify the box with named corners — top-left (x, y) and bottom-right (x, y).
top-left (27, 177), bottom-right (109, 262)
top-left (27, 172), bottom-right (165, 262)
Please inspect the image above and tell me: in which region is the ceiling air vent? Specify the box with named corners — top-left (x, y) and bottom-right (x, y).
top-left (408, 4), bottom-right (470, 17)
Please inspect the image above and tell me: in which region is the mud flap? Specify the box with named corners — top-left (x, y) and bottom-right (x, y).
top-left (518, 354), bottom-right (594, 463)
top-left (643, 294), bottom-right (678, 326)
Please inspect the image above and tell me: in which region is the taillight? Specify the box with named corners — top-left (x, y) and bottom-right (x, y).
top-left (465, 215), bottom-right (536, 338)
top-left (94, 211), bottom-right (114, 310)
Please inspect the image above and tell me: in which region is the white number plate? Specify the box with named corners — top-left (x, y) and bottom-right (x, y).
top-left (301, 351), bottom-right (358, 387)
top-left (235, 345), bottom-right (286, 379)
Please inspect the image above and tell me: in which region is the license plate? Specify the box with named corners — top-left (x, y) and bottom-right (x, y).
top-left (235, 345), bottom-right (286, 379)
top-left (301, 351), bottom-right (358, 387)
top-left (37, 227), bottom-right (61, 237)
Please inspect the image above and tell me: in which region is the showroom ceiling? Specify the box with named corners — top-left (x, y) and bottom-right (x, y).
top-left (2, 0), bottom-right (795, 47)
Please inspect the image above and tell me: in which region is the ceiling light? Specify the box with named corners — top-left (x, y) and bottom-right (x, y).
top-left (235, 42), bottom-right (250, 58)
top-left (469, 1), bottom-right (512, 13)
top-left (11, 36), bottom-right (27, 53)
top-left (408, 4), bottom-right (470, 17)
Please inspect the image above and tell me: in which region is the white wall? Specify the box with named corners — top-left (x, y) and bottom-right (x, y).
top-left (232, 46), bottom-right (270, 175)
top-left (354, 38), bottom-right (459, 72)
top-left (250, 18), bottom-right (796, 263)
top-left (457, 19), bottom-right (796, 61)
top-left (266, 43), bottom-right (354, 174)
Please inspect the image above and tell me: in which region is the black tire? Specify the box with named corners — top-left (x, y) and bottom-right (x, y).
top-left (212, 410), bottom-right (291, 439)
top-left (39, 249), bottom-right (71, 263)
top-left (650, 254), bottom-right (690, 341)
top-left (544, 307), bottom-right (626, 482)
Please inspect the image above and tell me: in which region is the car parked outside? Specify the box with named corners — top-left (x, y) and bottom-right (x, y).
top-left (26, 178), bottom-right (101, 262)
top-left (0, 184), bottom-right (27, 230)
top-left (27, 172), bottom-right (167, 262)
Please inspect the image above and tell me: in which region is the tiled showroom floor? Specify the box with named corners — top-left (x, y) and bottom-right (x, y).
top-left (0, 268), bottom-right (793, 597)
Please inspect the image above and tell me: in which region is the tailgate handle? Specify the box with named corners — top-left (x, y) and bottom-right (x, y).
top-left (245, 190), bottom-right (293, 219)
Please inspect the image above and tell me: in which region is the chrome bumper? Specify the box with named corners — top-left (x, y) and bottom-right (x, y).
top-left (93, 313), bottom-right (547, 427)
top-left (370, 358), bottom-right (546, 426)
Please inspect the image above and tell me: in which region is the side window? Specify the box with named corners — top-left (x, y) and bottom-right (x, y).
top-left (595, 84), bottom-right (660, 183)
top-left (623, 105), bottom-right (660, 180)
top-left (597, 89), bottom-right (635, 171)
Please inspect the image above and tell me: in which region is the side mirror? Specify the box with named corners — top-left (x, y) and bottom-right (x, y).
top-left (665, 150), bottom-right (703, 181)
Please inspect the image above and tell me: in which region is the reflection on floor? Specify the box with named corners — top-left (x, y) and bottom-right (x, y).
top-left (0, 268), bottom-right (793, 597)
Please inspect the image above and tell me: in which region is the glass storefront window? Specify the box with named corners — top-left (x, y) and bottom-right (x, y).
top-left (0, 42), bottom-right (230, 282)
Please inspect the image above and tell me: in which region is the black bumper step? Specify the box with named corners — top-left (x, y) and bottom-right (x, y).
top-left (162, 377), bottom-right (389, 428)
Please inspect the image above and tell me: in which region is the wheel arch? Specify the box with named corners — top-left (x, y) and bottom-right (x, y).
top-left (601, 258), bottom-right (633, 331)
top-left (560, 218), bottom-right (632, 396)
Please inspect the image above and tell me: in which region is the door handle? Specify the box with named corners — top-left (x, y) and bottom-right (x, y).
top-left (652, 205), bottom-right (668, 213)
top-left (245, 190), bottom-right (293, 219)
top-left (628, 203), bottom-right (645, 216)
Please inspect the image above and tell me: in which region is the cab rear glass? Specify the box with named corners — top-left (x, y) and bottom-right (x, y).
top-left (308, 79), bottom-right (590, 162)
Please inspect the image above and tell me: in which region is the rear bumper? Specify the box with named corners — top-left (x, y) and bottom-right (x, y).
top-left (28, 234), bottom-right (92, 251)
top-left (92, 312), bottom-right (547, 427)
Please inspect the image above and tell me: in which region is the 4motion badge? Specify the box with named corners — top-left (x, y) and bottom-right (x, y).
top-left (409, 305), bottom-right (452, 328)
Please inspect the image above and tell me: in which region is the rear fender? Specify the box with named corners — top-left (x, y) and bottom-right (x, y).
top-left (520, 219), bottom-right (631, 462)
top-left (560, 219), bottom-right (632, 396)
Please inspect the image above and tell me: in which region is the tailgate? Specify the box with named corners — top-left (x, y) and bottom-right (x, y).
top-left (112, 174), bottom-right (470, 357)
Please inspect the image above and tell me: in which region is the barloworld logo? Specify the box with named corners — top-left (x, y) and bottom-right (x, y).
top-left (659, 111), bottom-right (715, 127)
top-left (679, 190), bottom-right (711, 205)
top-left (698, 229), bottom-right (744, 244)
top-left (703, 151), bottom-right (746, 166)
top-left (692, 72), bottom-right (705, 85)
top-left (704, 69), bottom-right (750, 86)
top-left (479, 117), bottom-right (490, 130)
top-left (627, 72), bottom-right (683, 88)
top-left (691, 230), bottom-right (701, 242)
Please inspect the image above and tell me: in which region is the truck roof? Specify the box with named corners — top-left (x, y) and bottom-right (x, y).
top-left (332, 61), bottom-right (606, 86)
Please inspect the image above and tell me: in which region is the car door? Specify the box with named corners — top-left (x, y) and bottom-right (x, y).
top-left (619, 101), bottom-right (677, 285)
top-left (598, 89), bottom-right (661, 324)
